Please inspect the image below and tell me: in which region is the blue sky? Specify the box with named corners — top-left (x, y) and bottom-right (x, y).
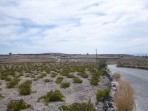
top-left (0, 0), bottom-right (148, 54)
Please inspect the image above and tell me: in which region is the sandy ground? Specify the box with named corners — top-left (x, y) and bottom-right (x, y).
top-left (0, 70), bottom-right (109, 111)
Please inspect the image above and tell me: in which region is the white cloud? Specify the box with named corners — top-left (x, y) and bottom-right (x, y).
top-left (0, 0), bottom-right (148, 54)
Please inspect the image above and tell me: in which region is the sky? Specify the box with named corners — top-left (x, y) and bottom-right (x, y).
top-left (0, 0), bottom-right (148, 54)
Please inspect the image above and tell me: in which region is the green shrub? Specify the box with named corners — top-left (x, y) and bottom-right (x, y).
top-left (51, 72), bottom-right (58, 78)
top-left (90, 77), bottom-right (99, 85)
top-left (44, 79), bottom-right (52, 82)
top-left (67, 74), bottom-right (75, 78)
top-left (59, 102), bottom-right (96, 111)
top-left (18, 80), bottom-right (32, 95)
top-left (38, 90), bottom-right (64, 105)
top-left (55, 77), bottom-right (63, 84)
top-left (73, 77), bottom-right (82, 83)
top-left (7, 99), bottom-right (31, 111)
top-left (37, 74), bottom-right (46, 79)
top-left (0, 93), bottom-right (4, 99)
top-left (78, 72), bottom-right (88, 78)
top-left (60, 82), bottom-right (70, 88)
top-left (96, 89), bottom-right (110, 101)
top-left (6, 78), bottom-right (20, 88)
top-left (98, 60), bottom-right (107, 69)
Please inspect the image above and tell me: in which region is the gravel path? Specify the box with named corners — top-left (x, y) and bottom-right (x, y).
top-left (108, 65), bottom-right (148, 111)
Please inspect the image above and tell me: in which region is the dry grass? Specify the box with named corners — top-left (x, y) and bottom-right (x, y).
top-left (114, 80), bottom-right (135, 111)
top-left (112, 72), bottom-right (121, 81)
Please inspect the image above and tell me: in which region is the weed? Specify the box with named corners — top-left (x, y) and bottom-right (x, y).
top-left (55, 77), bottom-right (63, 84)
top-left (6, 78), bottom-right (20, 88)
top-left (38, 90), bottom-right (64, 105)
top-left (73, 77), bottom-right (82, 83)
top-left (59, 102), bottom-right (96, 111)
top-left (7, 99), bottom-right (31, 111)
top-left (114, 80), bottom-right (135, 111)
top-left (60, 82), bottom-right (70, 88)
top-left (96, 89), bottom-right (110, 101)
top-left (18, 80), bottom-right (32, 95)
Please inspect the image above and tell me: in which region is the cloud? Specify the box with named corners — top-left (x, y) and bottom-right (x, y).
top-left (0, 0), bottom-right (148, 54)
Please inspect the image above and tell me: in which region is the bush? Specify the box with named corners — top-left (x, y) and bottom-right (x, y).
top-left (66, 74), bottom-right (75, 78)
top-left (7, 99), bottom-right (31, 111)
top-left (37, 74), bottom-right (46, 79)
top-left (6, 78), bottom-right (20, 88)
top-left (73, 77), bottom-right (82, 83)
top-left (44, 79), bottom-right (52, 82)
top-left (55, 77), bottom-right (63, 84)
top-left (18, 80), bottom-right (32, 95)
top-left (90, 77), bottom-right (99, 85)
top-left (96, 89), bottom-right (110, 101)
top-left (98, 60), bottom-right (106, 69)
top-left (60, 82), bottom-right (70, 88)
top-left (37, 90), bottom-right (64, 105)
top-left (59, 102), bottom-right (96, 111)
top-left (114, 80), bottom-right (135, 111)
top-left (78, 72), bottom-right (88, 78)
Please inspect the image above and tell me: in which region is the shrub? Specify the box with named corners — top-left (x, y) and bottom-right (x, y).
top-left (55, 77), bottom-right (63, 84)
top-left (18, 80), bottom-right (32, 95)
top-left (96, 89), bottom-right (110, 101)
top-left (7, 99), bottom-right (31, 111)
top-left (44, 79), bottom-right (52, 82)
top-left (51, 72), bottom-right (58, 78)
top-left (37, 90), bottom-right (64, 105)
top-left (90, 77), bottom-right (99, 85)
top-left (67, 74), bottom-right (75, 78)
top-left (0, 93), bottom-right (4, 99)
top-left (78, 72), bottom-right (88, 78)
top-left (73, 77), bottom-right (82, 83)
top-left (37, 74), bottom-right (46, 79)
top-left (98, 60), bottom-right (106, 69)
top-left (60, 82), bottom-right (70, 88)
top-left (114, 80), bottom-right (135, 111)
top-left (6, 78), bottom-right (20, 88)
top-left (59, 102), bottom-right (96, 111)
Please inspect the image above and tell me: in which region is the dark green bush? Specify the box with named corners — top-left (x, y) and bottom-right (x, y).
top-left (18, 80), bottom-right (32, 95)
top-left (7, 99), bottom-right (31, 111)
top-left (37, 90), bottom-right (64, 105)
top-left (44, 79), bottom-right (52, 82)
top-left (55, 77), bottom-right (63, 84)
top-left (96, 89), bottom-right (110, 101)
top-left (67, 74), bottom-right (75, 78)
top-left (6, 78), bottom-right (20, 88)
top-left (90, 77), bottom-right (100, 85)
top-left (78, 72), bottom-right (88, 78)
top-left (37, 74), bottom-right (46, 79)
top-left (60, 82), bottom-right (70, 88)
top-left (98, 60), bottom-right (107, 69)
top-left (73, 77), bottom-right (82, 83)
top-left (59, 102), bottom-right (96, 111)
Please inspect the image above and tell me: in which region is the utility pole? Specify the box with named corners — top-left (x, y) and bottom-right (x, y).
top-left (96, 49), bottom-right (98, 67)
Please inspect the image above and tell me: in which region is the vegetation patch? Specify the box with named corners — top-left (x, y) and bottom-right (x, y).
top-left (6, 78), bottom-right (20, 88)
top-left (37, 90), bottom-right (64, 105)
top-left (60, 82), bottom-right (70, 88)
top-left (114, 80), bottom-right (135, 111)
top-left (55, 77), bottom-right (63, 84)
top-left (59, 102), bottom-right (96, 111)
top-left (44, 78), bottom-right (52, 82)
top-left (73, 77), bottom-right (82, 83)
top-left (96, 89), bottom-right (110, 101)
top-left (18, 80), bottom-right (32, 95)
top-left (78, 72), bottom-right (88, 78)
top-left (7, 99), bottom-right (31, 111)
